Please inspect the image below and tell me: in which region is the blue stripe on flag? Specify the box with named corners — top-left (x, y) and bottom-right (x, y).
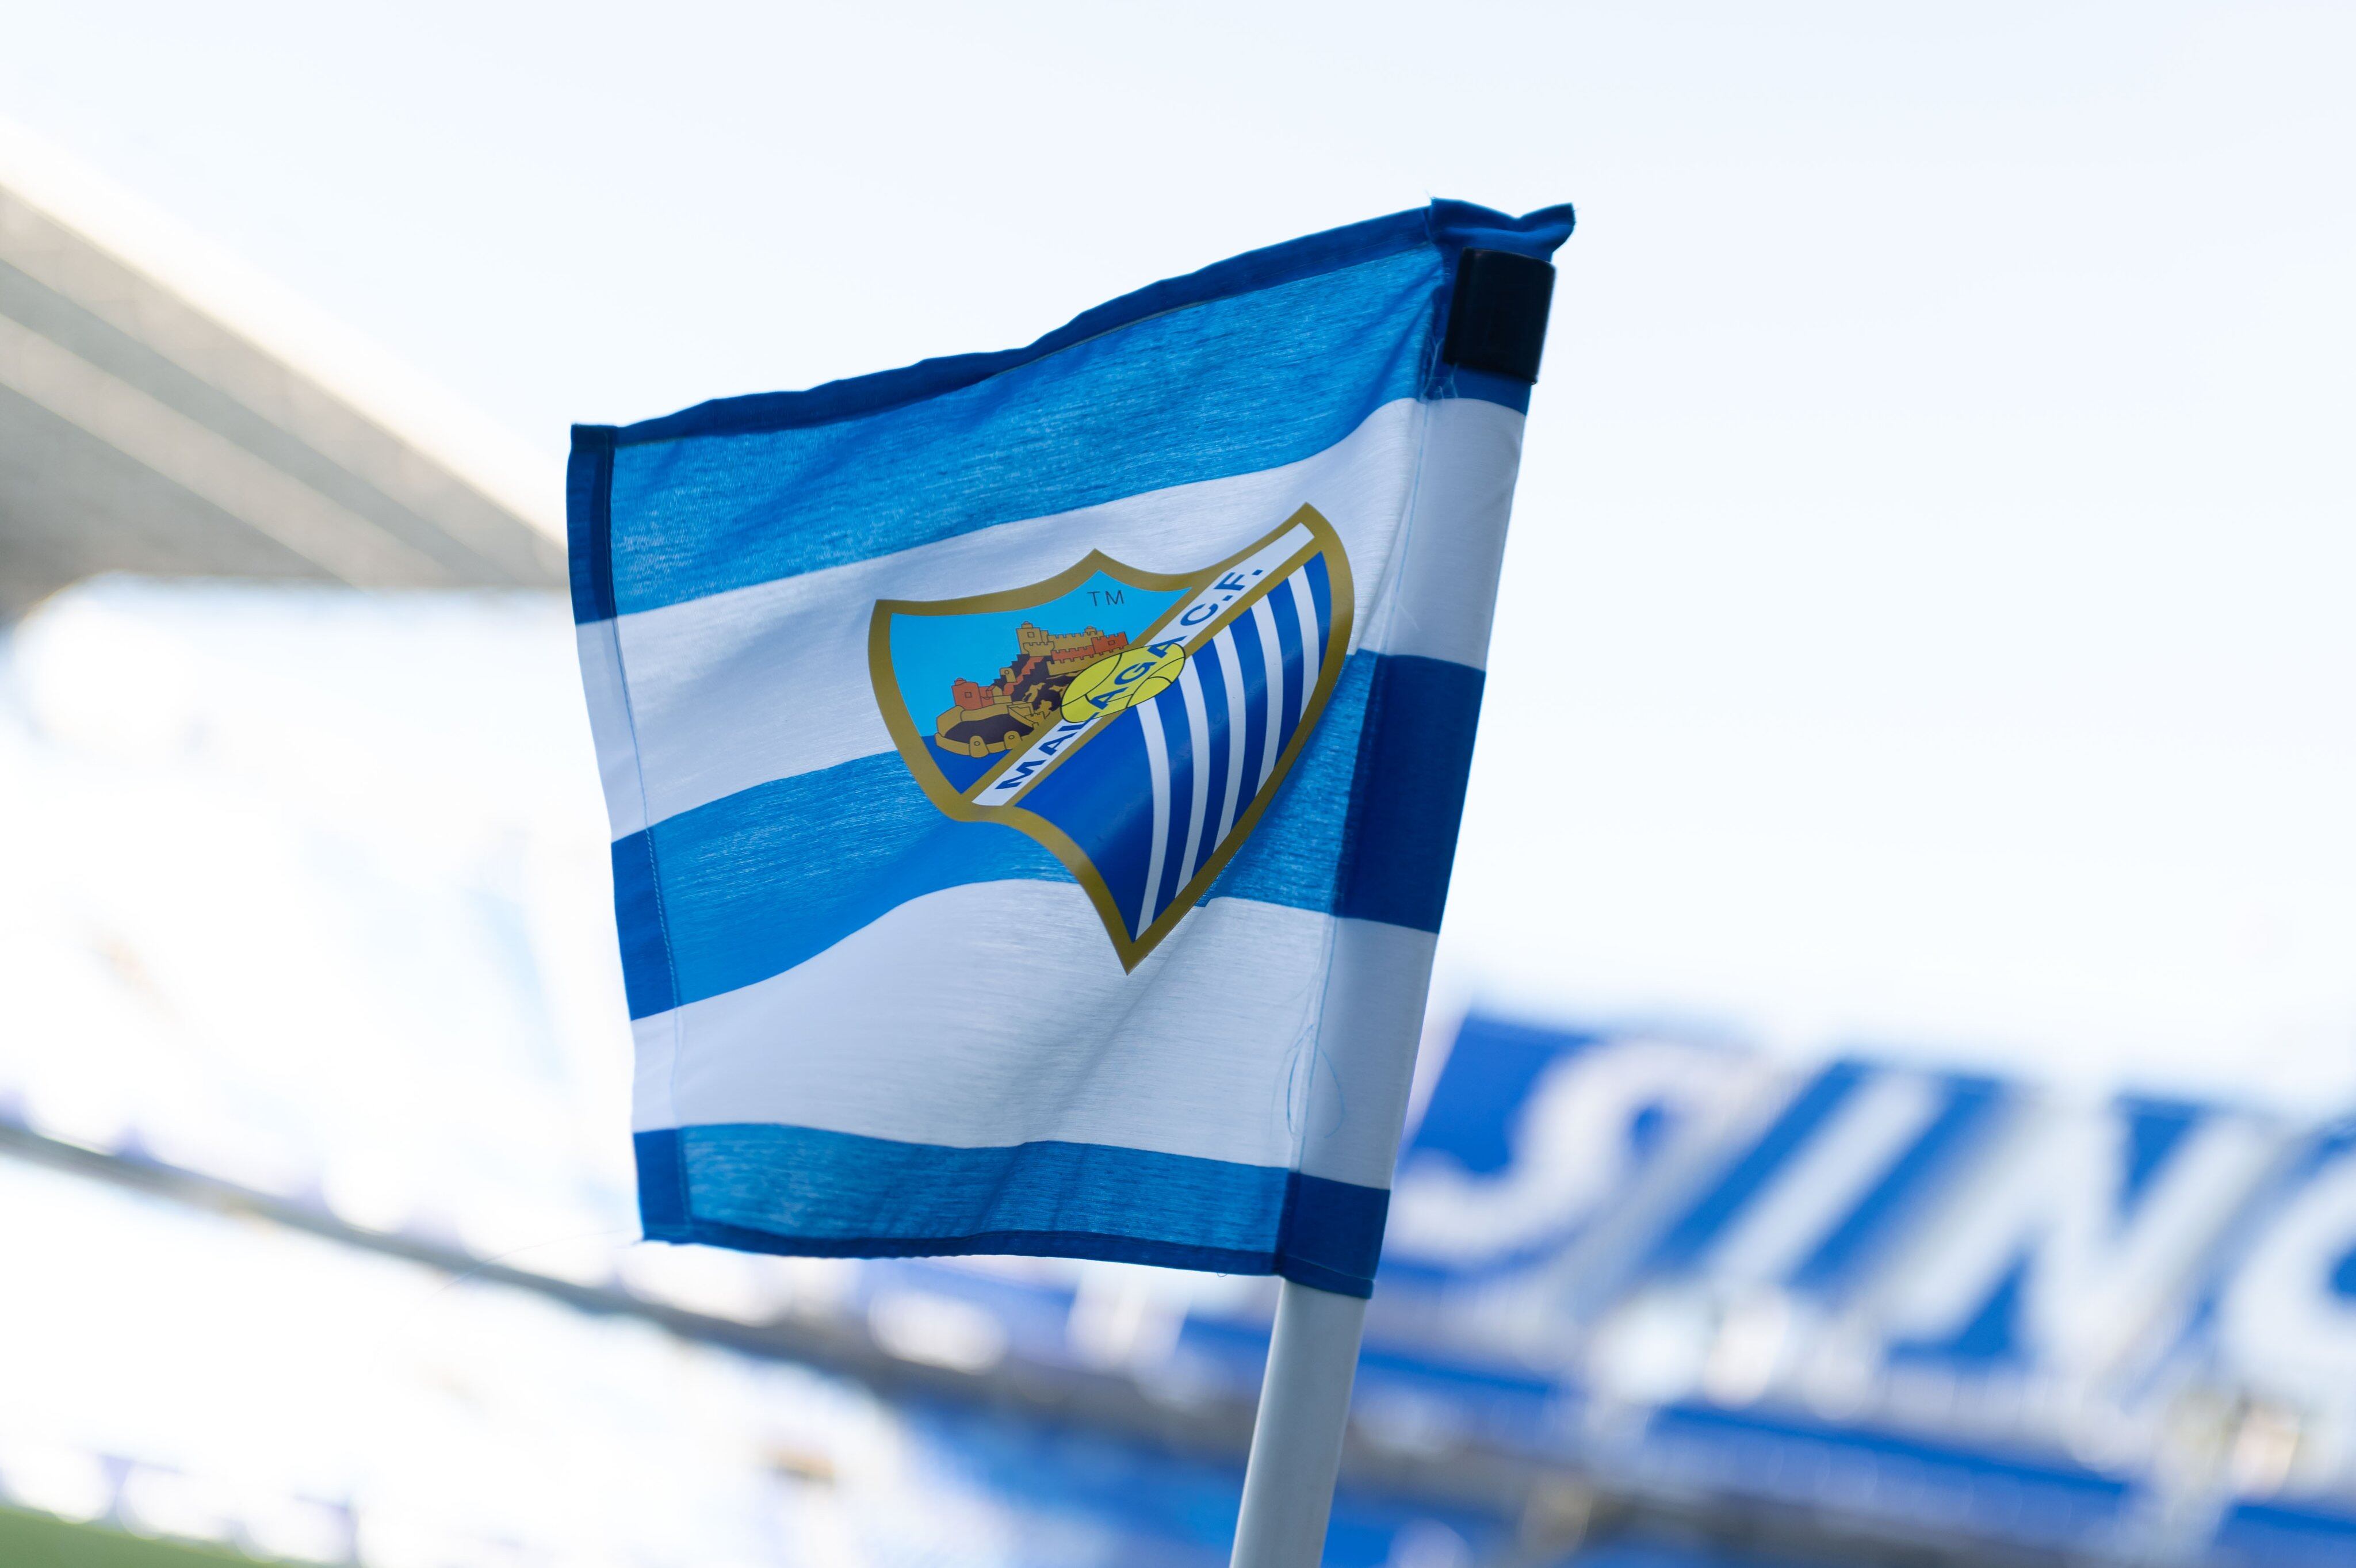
top-left (1271, 578), bottom-right (1306, 744)
top-left (618, 755), bottom-right (1071, 1015)
top-left (568, 200), bottom-right (1574, 623)
top-left (1192, 641), bottom-right (1234, 869)
top-left (565, 426), bottom-right (616, 624)
top-left (637, 1124), bottom-right (1391, 1295)
top-left (609, 833), bottom-right (675, 1018)
top-left (1153, 687), bottom-right (1195, 919)
top-left (589, 250), bottom-right (1440, 619)
top-left (1229, 615), bottom-right (1272, 803)
top-left (592, 199), bottom-right (1566, 450)
top-left (1331, 653), bottom-right (1487, 932)
top-left (613, 650), bottom-right (1497, 1018)
top-left (614, 208), bottom-right (1440, 447)
top-left (583, 201), bottom-right (1566, 455)
top-left (634, 1122), bottom-right (689, 1231)
top-left (1282, 1173), bottom-right (1394, 1298)
top-left (1214, 652), bottom-right (1488, 927)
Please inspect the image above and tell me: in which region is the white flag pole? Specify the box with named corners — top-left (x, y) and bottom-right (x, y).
top-left (1227, 233), bottom-right (1563, 1568)
top-left (1227, 1278), bottom-right (1369, 1567)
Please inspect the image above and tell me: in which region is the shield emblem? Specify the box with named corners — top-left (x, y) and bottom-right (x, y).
top-left (868, 505), bottom-right (1355, 970)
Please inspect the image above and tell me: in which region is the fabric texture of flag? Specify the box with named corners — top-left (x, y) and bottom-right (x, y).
top-left (570, 199), bottom-right (1573, 1297)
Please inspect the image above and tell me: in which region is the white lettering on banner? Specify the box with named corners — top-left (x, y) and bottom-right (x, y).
top-left (1875, 1104), bottom-right (2280, 1378)
top-left (1706, 1072), bottom-right (1945, 1288)
top-left (1387, 1039), bottom-right (1755, 1270)
top-left (2217, 1156), bottom-right (2356, 1395)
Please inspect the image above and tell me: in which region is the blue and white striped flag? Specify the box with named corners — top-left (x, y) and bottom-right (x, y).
top-left (571, 201), bottom-right (1572, 1297)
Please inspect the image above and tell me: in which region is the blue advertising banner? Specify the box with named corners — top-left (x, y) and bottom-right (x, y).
top-left (877, 1011), bottom-right (2356, 1565)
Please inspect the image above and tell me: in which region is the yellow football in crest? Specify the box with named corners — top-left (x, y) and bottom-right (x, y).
top-left (1061, 638), bottom-right (1187, 724)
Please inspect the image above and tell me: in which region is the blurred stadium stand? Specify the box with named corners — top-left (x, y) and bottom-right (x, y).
top-left (5, 142), bottom-right (2354, 1568)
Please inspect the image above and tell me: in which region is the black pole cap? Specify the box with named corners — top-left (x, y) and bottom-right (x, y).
top-left (1439, 248), bottom-right (1556, 384)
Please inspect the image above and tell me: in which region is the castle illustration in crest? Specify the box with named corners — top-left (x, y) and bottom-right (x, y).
top-left (934, 621), bottom-right (1132, 759)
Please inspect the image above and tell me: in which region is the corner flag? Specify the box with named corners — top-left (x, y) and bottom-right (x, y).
top-left (569, 200), bottom-right (1571, 1302)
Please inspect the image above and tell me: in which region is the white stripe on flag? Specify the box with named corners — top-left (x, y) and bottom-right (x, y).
top-left (584, 399), bottom-right (1537, 840)
top-left (1250, 596), bottom-right (1284, 792)
top-left (1176, 659), bottom-right (1213, 889)
top-left (648, 880), bottom-right (1352, 1167)
top-left (1290, 570), bottom-right (1322, 706)
top-left (1135, 695), bottom-right (1173, 936)
top-left (1292, 917), bottom-right (1443, 1187)
top-left (1215, 629), bottom-right (1248, 851)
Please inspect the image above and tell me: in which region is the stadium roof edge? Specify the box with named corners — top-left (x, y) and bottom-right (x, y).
top-left (0, 116), bottom-right (564, 615)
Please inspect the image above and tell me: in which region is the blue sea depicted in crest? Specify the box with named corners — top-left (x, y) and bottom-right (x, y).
top-left (887, 572), bottom-right (1187, 793)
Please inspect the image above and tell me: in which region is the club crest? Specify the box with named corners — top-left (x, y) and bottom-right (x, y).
top-left (868, 506), bottom-right (1354, 969)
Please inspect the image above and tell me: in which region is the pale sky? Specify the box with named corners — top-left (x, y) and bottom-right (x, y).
top-left (6, 1), bottom-right (2353, 1107)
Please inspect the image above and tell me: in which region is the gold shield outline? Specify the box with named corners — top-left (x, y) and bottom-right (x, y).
top-left (867, 504), bottom-right (1355, 972)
